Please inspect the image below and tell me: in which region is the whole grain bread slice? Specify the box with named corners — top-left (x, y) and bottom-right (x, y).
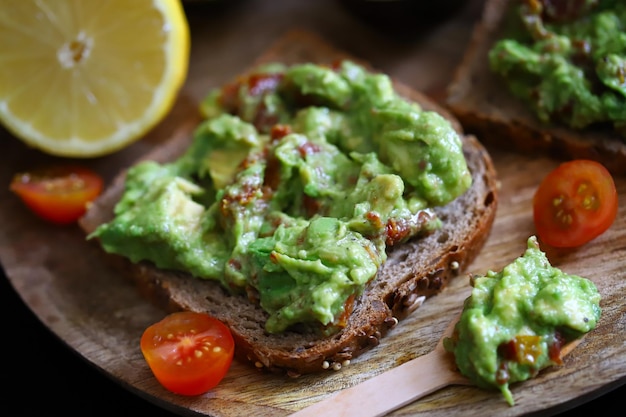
top-left (79, 30), bottom-right (498, 377)
top-left (446, 0), bottom-right (626, 176)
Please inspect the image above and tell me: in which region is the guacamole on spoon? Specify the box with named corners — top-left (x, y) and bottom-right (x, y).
top-left (444, 236), bottom-right (602, 405)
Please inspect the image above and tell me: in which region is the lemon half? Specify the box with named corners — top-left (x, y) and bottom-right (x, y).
top-left (0, 0), bottom-right (190, 157)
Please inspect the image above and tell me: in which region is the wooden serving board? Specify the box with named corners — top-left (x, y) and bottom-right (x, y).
top-left (1, 2), bottom-right (625, 415)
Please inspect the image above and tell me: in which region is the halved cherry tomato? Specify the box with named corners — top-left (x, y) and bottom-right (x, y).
top-left (140, 311), bottom-right (235, 396)
top-left (533, 159), bottom-right (618, 248)
top-left (9, 165), bottom-right (103, 225)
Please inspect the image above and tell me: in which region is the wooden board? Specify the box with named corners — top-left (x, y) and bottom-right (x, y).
top-left (1, 1), bottom-right (625, 416)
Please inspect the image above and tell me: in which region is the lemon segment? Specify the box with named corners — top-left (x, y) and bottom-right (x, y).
top-left (0, 0), bottom-right (190, 157)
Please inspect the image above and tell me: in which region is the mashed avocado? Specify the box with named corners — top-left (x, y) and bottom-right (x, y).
top-left (489, 0), bottom-right (626, 136)
top-left (444, 236), bottom-right (602, 405)
top-left (90, 60), bottom-right (472, 334)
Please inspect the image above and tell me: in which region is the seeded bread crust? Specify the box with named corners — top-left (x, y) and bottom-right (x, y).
top-left (79, 30), bottom-right (498, 377)
top-left (446, 0), bottom-right (626, 176)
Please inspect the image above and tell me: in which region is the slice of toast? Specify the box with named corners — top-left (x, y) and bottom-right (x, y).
top-left (446, 0), bottom-right (626, 176)
top-left (79, 30), bottom-right (498, 377)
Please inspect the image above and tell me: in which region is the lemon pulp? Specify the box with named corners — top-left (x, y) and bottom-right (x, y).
top-left (0, 0), bottom-right (190, 157)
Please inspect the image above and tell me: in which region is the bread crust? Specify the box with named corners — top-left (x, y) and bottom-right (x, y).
top-left (80, 30), bottom-right (498, 377)
top-left (446, 0), bottom-right (626, 176)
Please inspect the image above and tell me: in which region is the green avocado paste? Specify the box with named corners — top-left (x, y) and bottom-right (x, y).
top-left (89, 60), bottom-right (472, 335)
top-left (444, 236), bottom-right (602, 406)
top-left (489, 0), bottom-right (626, 136)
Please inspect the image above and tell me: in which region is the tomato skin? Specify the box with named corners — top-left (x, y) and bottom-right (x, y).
top-left (533, 160), bottom-right (618, 248)
top-left (10, 165), bottom-right (103, 225)
top-left (140, 311), bottom-right (235, 396)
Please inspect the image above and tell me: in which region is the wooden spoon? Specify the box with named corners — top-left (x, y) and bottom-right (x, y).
top-left (288, 312), bottom-right (584, 417)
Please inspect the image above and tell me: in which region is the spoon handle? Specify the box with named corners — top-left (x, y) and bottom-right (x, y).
top-left (289, 345), bottom-right (468, 417)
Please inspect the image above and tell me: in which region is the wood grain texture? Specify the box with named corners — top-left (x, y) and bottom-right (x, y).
top-left (288, 315), bottom-right (471, 417)
top-left (0, 1), bottom-right (624, 416)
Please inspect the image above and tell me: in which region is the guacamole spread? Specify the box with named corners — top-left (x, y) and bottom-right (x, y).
top-left (444, 236), bottom-right (602, 405)
top-left (89, 60), bottom-right (472, 334)
top-left (489, 0), bottom-right (626, 136)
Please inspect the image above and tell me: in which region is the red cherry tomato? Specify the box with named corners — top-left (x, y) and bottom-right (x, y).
top-left (533, 160), bottom-right (618, 248)
top-left (140, 311), bottom-right (235, 396)
top-left (10, 165), bottom-right (103, 225)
